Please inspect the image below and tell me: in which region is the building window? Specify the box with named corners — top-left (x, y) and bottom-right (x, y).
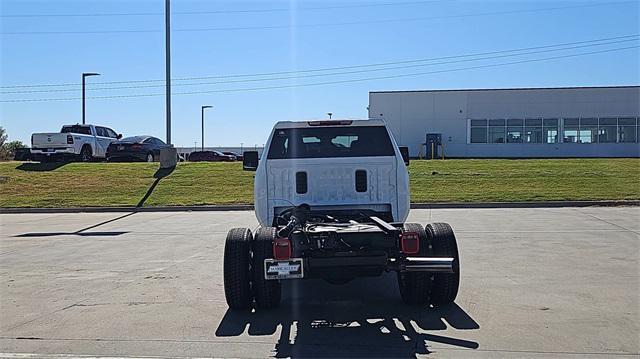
top-left (525, 127), bottom-right (543, 143)
top-left (470, 119), bottom-right (487, 143)
top-left (524, 118), bottom-right (543, 143)
top-left (579, 118), bottom-right (598, 143)
top-left (598, 118), bottom-right (617, 143)
top-left (488, 119), bottom-right (505, 143)
top-left (543, 119), bottom-right (559, 143)
top-left (618, 117), bottom-right (638, 143)
top-left (563, 118), bottom-right (579, 143)
top-left (506, 119), bottom-right (524, 143)
top-left (469, 117), bottom-right (638, 145)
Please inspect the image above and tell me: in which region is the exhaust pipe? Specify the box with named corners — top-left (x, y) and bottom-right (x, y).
top-left (403, 257), bottom-right (454, 273)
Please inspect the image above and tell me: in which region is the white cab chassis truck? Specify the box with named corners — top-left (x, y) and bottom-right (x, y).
top-left (31, 124), bottom-right (121, 162)
top-left (224, 119), bottom-right (460, 309)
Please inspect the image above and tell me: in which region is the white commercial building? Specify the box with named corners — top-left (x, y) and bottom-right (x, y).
top-left (368, 86), bottom-right (639, 158)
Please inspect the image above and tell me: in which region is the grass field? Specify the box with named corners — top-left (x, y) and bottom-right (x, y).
top-left (0, 159), bottom-right (638, 208)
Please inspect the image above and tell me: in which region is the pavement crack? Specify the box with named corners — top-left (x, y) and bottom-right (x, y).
top-left (576, 209), bottom-right (640, 235)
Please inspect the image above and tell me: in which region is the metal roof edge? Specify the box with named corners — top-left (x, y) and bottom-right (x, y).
top-left (369, 85), bottom-right (640, 94)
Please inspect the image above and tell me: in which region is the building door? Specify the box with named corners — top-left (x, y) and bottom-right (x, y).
top-left (426, 133), bottom-right (441, 159)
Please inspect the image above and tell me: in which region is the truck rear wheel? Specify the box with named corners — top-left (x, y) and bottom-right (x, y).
top-left (426, 223), bottom-right (460, 305)
top-left (252, 227), bottom-right (281, 309)
top-left (79, 145), bottom-right (93, 162)
top-left (397, 223), bottom-right (431, 305)
top-left (223, 228), bottom-right (253, 310)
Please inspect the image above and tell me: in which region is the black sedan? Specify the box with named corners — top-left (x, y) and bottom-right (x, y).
top-left (107, 136), bottom-right (169, 162)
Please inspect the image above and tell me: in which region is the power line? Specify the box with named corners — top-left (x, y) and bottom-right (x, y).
top-left (1, 46), bottom-right (635, 103)
top-left (2, 37), bottom-right (637, 95)
top-left (2, 34), bottom-right (637, 89)
top-left (1, 2), bottom-right (633, 35)
top-left (0, 1), bottom-right (444, 18)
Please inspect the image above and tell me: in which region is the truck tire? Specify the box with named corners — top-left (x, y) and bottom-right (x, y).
top-left (252, 227), bottom-right (281, 309)
top-left (397, 223), bottom-right (431, 305)
top-left (223, 228), bottom-right (253, 310)
top-left (426, 223), bottom-right (460, 305)
top-left (80, 145), bottom-right (93, 162)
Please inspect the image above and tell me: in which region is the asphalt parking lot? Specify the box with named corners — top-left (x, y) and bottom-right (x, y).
top-left (0, 207), bottom-right (638, 358)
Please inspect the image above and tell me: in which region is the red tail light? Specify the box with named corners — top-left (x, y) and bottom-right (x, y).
top-left (66, 135), bottom-right (74, 144)
top-left (131, 144), bottom-right (142, 149)
top-left (273, 238), bottom-right (292, 260)
top-left (400, 232), bottom-right (420, 255)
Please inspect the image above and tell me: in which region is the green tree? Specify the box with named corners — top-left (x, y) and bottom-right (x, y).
top-left (0, 126), bottom-right (26, 160)
top-left (0, 126), bottom-right (6, 148)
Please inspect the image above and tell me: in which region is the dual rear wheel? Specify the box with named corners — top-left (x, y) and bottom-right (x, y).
top-left (397, 222), bottom-right (460, 306)
top-left (223, 227), bottom-right (281, 310)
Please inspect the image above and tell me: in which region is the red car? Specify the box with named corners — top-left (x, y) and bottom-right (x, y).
top-left (189, 150), bottom-right (235, 162)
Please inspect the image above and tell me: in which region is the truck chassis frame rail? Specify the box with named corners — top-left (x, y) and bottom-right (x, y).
top-left (223, 206), bottom-right (460, 310)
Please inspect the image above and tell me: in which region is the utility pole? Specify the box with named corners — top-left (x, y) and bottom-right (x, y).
top-left (82, 72), bottom-right (100, 124)
top-left (165, 0), bottom-right (172, 145)
top-left (201, 105), bottom-right (212, 151)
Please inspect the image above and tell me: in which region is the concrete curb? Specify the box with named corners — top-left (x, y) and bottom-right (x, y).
top-left (0, 205), bottom-right (254, 214)
top-left (1, 201), bottom-right (638, 214)
top-left (410, 200), bottom-right (640, 209)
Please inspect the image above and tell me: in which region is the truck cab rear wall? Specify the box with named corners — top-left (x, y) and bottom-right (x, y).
top-left (254, 121), bottom-right (410, 227)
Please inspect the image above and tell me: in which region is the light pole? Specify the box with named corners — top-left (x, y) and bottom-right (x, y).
top-left (201, 105), bottom-right (212, 151)
top-left (165, 0), bottom-right (172, 145)
top-left (82, 72), bottom-right (100, 124)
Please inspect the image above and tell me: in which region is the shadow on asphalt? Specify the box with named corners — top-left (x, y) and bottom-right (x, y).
top-left (15, 231), bottom-right (128, 237)
top-left (13, 165), bottom-right (176, 237)
top-left (14, 212), bottom-right (135, 238)
top-left (215, 274), bottom-right (479, 358)
top-left (16, 161), bottom-right (69, 172)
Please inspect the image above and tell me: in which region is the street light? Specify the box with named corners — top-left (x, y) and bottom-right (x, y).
top-left (201, 105), bottom-right (212, 151)
top-left (165, 0), bottom-right (172, 145)
top-left (82, 72), bottom-right (100, 124)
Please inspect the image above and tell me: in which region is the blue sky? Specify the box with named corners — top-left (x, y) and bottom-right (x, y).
top-left (1, 0), bottom-right (638, 147)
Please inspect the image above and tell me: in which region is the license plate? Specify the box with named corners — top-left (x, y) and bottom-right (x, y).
top-left (118, 146), bottom-right (124, 151)
top-left (46, 149), bottom-right (53, 152)
top-left (264, 259), bottom-right (304, 280)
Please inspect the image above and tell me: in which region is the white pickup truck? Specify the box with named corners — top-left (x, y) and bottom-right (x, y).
top-left (31, 124), bottom-right (121, 162)
top-left (223, 119), bottom-right (461, 310)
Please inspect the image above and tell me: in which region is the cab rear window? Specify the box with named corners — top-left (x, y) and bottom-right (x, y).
top-left (267, 126), bottom-right (395, 159)
top-left (61, 125), bottom-right (91, 135)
